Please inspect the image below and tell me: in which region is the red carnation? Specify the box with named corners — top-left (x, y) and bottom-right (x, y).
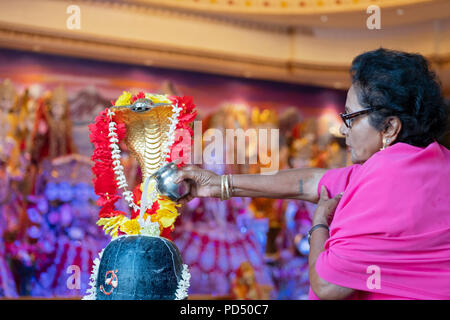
top-left (131, 92), bottom-right (146, 103)
top-left (99, 208), bottom-right (127, 219)
top-left (171, 96), bottom-right (195, 114)
top-left (96, 194), bottom-right (121, 207)
top-left (176, 112), bottom-right (197, 126)
top-left (160, 226), bottom-right (173, 240)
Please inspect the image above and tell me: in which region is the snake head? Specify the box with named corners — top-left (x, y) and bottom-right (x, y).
top-left (131, 98), bottom-right (173, 113)
top-left (130, 98), bottom-right (154, 113)
top-left (111, 98), bottom-right (173, 113)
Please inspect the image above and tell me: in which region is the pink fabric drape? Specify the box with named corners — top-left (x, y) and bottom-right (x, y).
top-left (309, 142), bottom-right (450, 300)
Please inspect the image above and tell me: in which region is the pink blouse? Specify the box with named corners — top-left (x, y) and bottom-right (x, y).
top-left (308, 142), bottom-right (450, 300)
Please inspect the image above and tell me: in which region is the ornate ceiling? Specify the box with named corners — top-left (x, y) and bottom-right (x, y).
top-left (129, 0), bottom-right (431, 14)
top-left (125, 0), bottom-right (448, 28)
top-left (0, 0), bottom-right (449, 94)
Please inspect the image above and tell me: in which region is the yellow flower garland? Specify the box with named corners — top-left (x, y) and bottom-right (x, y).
top-left (114, 91), bottom-right (132, 106)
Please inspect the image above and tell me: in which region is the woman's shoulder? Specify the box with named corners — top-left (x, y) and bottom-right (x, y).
top-left (364, 141), bottom-right (450, 170)
top-left (351, 142), bottom-right (450, 195)
top-left (318, 164), bottom-right (363, 198)
top-left (319, 142), bottom-right (449, 197)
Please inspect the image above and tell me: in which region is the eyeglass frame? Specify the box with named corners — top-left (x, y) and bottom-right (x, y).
top-left (340, 107), bottom-right (378, 128)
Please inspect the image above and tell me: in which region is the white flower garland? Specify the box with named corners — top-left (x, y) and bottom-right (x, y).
top-left (175, 264), bottom-right (191, 300)
top-left (107, 108), bottom-right (139, 212)
top-left (82, 248), bottom-right (105, 300)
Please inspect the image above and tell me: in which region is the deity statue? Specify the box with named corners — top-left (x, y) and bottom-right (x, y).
top-left (46, 85), bottom-right (76, 159)
top-left (0, 79), bottom-right (21, 179)
top-left (31, 85), bottom-right (76, 163)
top-left (247, 108), bottom-right (287, 259)
top-left (0, 78), bottom-right (24, 252)
top-left (231, 262), bottom-right (270, 300)
top-left (0, 79), bottom-right (20, 298)
top-left (16, 85), bottom-right (43, 162)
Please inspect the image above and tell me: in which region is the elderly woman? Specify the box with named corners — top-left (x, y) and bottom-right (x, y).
top-left (175, 48), bottom-right (450, 300)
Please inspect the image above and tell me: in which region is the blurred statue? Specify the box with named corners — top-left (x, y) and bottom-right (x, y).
top-left (0, 79), bottom-right (24, 243)
top-left (0, 79), bottom-right (20, 298)
top-left (68, 86), bottom-right (110, 157)
top-left (0, 79), bottom-right (18, 137)
top-left (247, 108), bottom-right (286, 259)
top-left (206, 103), bottom-right (251, 174)
top-left (15, 85), bottom-right (43, 174)
top-left (279, 107), bottom-right (301, 152)
top-left (0, 79), bottom-right (22, 179)
top-left (231, 261), bottom-right (270, 300)
top-left (31, 85), bottom-right (76, 163)
top-left (46, 85), bottom-right (76, 159)
top-left (288, 119), bottom-right (321, 168)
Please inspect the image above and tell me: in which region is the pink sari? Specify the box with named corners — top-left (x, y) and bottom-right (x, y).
top-left (309, 142), bottom-right (450, 300)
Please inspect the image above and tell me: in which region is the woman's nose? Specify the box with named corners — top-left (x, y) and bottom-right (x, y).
top-left (339, 122), bottom-right (348, 136)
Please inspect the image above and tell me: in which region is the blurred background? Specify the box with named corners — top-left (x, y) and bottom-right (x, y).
top-left (0, 0), bottom-right (449, 299)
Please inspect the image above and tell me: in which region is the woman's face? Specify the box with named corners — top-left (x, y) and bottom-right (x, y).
top-left (339, 85), bottom-right (383, 164)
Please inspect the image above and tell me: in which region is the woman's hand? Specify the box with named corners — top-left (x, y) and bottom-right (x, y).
top-left (174, 165), bottom-right (221, 204)
top-left (313, 186), bottom-right (343, 226)
top-left (309, 186), bottom-right (355, 300)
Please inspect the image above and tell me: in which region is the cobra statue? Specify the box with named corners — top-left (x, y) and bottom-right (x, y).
top-left (84, 92), bottom-right (195, 300)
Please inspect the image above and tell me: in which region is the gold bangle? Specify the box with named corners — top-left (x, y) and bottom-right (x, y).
top-left (221, 174), bottom-right (225, 201)
top-left (224, 174), bottom-right (229, 200)
top-left (228, 174), bottom-right (233, 198)
top-left (220, 174), bottom-right (233, 201)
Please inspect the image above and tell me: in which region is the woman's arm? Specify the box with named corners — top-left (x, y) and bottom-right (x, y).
top-left (308, 186), bottom-right (355, 300)
top-left (309, 227), bottom-right (355, 299)
top-left (175, 166), bottom-right (328, 204)
top-left (231, 168), bottom-right (328, 203)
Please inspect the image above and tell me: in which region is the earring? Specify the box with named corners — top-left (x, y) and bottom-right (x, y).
top-left (380, 138), bottom-right (390, 151)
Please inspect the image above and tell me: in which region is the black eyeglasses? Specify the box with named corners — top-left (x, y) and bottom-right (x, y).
top-left (340, 107), bottom-right (377, 128)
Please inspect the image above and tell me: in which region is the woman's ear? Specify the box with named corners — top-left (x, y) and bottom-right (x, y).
top-left (383, 116), bottom-right (402, 143)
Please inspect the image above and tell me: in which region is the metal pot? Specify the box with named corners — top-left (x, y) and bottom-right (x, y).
top-left (151, 161), bottom-right (190, 201)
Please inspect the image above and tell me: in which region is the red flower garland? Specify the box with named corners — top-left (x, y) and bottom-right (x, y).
top-left (89, 93), bottom-right (197, 237)
top-left (89, 109), bottom-right (127, 219)
top-left (167, 96), bottom-right (197, 167)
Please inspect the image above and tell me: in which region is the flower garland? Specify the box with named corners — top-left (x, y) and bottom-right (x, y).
top-left (82, 248), bottom-right (104, 300)
top-left (175, 264), bottom-right (191, 300)
top-left (88, 92), bottom-right (196, 239)
top-left (107, 108), bottom-right (139, 212)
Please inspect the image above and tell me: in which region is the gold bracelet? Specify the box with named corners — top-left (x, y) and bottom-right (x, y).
top-left (221, 174), bottom-right (225, 201)
top-left (228, 174), bottom-right (233, 198)
top-left (220, 174), bottom-right (233, 201)
top-left (225, 174), bottom-right (230, 200)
